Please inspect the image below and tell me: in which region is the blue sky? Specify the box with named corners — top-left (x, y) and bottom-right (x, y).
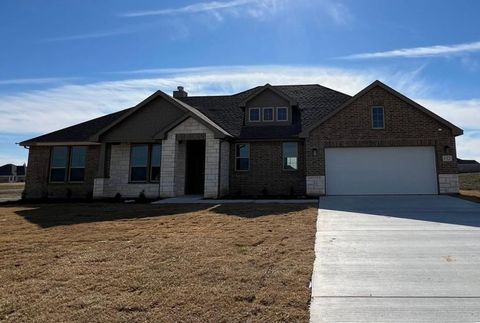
top-left (1, 0), bottom-right (479, 164)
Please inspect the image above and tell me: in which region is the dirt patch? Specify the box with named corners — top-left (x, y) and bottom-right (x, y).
top-left (0, 202), bottom-right (317, 322)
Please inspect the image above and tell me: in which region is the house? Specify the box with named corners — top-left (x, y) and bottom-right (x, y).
top-left (0, 164), bottom-right (26, 183)
top-left (19, 80), bottom-right (462, 199)
top-left (457, 158), bottom-right (480, 173)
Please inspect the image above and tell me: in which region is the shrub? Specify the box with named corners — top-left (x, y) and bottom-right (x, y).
top-left (114, 192), bottom-right (122, 201)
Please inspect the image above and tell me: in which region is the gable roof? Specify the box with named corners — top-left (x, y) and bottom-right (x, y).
top-left (238, 83), bottom-right (298, 107)
top-left (300, 80), bottom-right (464, 137)
top-left (179, 84), bottom-right (351, 138)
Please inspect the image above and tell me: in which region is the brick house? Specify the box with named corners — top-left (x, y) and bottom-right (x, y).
top-left (19, 80), bottom-right (463, 199)
top-left (0, 164), bottom-right (26, 183)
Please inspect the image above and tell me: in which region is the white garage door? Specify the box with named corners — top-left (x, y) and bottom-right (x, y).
top-left (325, 147), bottom-right (438, 195)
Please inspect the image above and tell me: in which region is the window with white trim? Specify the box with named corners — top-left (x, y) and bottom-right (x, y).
top-left (372, 106), bottom-right (385, 129)
top-left (262, 107), bottom-right (274, 121)
top-left (283, 142), bottom-right (298, 170)
top-left (235, 143), bottom-right (250, 171)
top-left (248, 108), bottom-right (260, 122)
top-left (276, 107), bottom-right (288, 121)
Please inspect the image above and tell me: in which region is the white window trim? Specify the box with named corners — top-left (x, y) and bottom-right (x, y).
top-left (235, 143), bottom-right (250, 171)
top-left (371, 106), bottom-right (385, 129)
top-left (262, 107), bottom-right (274, 122)
top-left (276, 107), bottom-right (288, 121)
top-left (282, 142), bottom-right (298, 171)
top-left (248, 108), bottom-right (261, 122)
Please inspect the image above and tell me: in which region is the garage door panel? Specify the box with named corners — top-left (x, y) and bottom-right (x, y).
top-left (325, 147), bottom-right (438, 195)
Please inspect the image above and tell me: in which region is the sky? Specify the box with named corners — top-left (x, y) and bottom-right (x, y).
top-left (1, 0), bottom-right (479, 164)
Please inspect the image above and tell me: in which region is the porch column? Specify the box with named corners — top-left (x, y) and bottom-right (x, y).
top-left (204, 134), bottom-right (220, 198)
top-left (93, 143), bottom-right (107, 198)
top-left (160, 133), bottom-right (177, 197)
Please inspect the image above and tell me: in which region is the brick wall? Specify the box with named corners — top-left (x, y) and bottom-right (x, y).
top-left (229, 141), bottom-right (306, 196)
top-left (305, 86), bottom-right (459, 194)
top-left (25, 145), bottom-right (99, 199)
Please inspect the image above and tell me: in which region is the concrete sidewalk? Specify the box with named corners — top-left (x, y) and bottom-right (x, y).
top-left (310, 195), bottom-right (480, 322)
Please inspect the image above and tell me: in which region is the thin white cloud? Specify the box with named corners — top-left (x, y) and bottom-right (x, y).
top-left (0, 65), bottom-right (478, 160)
top-left (0, 77), bottom-right (79, 85)
top-left (341, 41), bottom-right (480, 59)
top-left (120, 0), bottom-right (261, 17)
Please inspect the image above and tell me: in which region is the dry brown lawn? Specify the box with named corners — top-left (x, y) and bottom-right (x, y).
top-left (0, 183), bottom-right (24, 201)
top-left (0, 202), bottom-right (317, 322)
top-left (459, 173), bottom-right (480, 203)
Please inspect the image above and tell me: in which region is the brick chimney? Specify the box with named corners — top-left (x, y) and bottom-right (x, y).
top-left (173, 86), bottom-right (188, 98)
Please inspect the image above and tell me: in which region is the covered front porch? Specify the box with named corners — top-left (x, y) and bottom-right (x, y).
top-left (93, 117), bottom-right (230, 199)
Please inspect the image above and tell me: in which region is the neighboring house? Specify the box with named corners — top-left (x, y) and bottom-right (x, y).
top-left (0, 164), bottom-right (26, 183)
top-left (457, 158), bottom-right (480, 173)
top-left (19, 80), bottom-right (463, 199)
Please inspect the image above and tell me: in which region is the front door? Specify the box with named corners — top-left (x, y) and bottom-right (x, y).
top-left (185, 140), bottom-right (206, 195)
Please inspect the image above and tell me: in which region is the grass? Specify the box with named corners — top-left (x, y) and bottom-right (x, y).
top-left (459, 173), bottom-right (480, 203)
top-left (0, 202), bottom-right (317, 322)
top-left (0, 183), bottom-right (24, 200)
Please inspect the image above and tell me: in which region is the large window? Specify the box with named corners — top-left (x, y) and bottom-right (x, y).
top-left (283, 142), bottom-right (298, 170)
top-left (150, 144), bottom-right (162, 182)
top-left (50, 147), bottom-right (69, 182)
top-left (130, 144), bottom-right (162, 182)
top-left (235, 143), bottom-right (250, 171)
top-left (248, 108), bottom-right (260, 122)
top-left (130, 145), bottom-right (149, 182)
top-left (49, 146), bottom-right (87, 183)
top-left (372, 106), bottom-right (385, 129)
top-left (276, 107), bottom-right (288, 121)
top-left (262, 107), bottom-right (274, 121)
top-left (69, 146), bottom-right (87, 182)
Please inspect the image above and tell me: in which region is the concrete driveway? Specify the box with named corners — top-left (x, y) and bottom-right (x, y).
top-left (310, 195), bottom-right (480, 323)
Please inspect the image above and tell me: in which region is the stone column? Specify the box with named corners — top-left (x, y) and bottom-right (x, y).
top-left (160, 133), bottom-right (177, 197)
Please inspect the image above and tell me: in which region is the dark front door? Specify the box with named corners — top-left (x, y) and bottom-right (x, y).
top-left (185, 140), bottom-right (206, 195)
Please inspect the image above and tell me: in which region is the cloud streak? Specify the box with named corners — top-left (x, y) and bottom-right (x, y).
top-left (0, 77), bottom-right (79, 85)
top-left (120, 0), bottom-right (262, 17)
top-left (340, 41), bottom-right (480, 59)
top-left (0, 65), bottom-right (478, 160)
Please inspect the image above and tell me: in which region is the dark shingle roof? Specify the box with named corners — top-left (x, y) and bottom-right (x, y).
top-left (21, 108), bottom-right (132, 144)
top-left (179, 84), bottom-right (351, 138)
top-left (21, 84), bottom-right (351, 144)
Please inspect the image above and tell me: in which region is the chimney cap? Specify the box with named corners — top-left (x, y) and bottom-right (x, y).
top-left (173, 85), bottom-right (188, 98)
top-left (177, 86), bottom-right (184, 91)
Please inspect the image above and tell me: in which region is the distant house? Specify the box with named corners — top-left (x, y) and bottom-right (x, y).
top-left (0, 164), bottom-right (26, 183)
top-left (457, 158), bottom-right (480, 173)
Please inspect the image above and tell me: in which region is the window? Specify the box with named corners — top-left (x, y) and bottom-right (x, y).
top-left (276, 107), bottom-right (288, 121)
top-left (283, 142), bottom-right (298, 170)
top-left (248, 108), bottom-right (260, 122)
top-left (69, 146), bottom-right (87, 182)
top-left (150, 144), bottom-right (162, 182)
top-left (50, 146), bottom-right (68, 182)
top-left (235, 143), bottom-right (250, 171)
top-left (262, 107), bottom-right (274, 121)
top-left (130, 144), bottom-right (148, 182)
top-left (372, 106), bottom-right (385, 129)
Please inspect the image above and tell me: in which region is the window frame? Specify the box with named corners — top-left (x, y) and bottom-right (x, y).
top-left (282, 142), bottom-right (298, 171)
top-left (149, 144), bottom-right (162, 182)
top-left (49, 146), bottom-right (69, 183)
top-left (68, 146), bottom-right (87, 183)
top-left (129, 143), bottom-right (163, 183)
top-left (276, 107), bottom-right (288, 121)
top-left (248, 108), bottom-right (261, 122)
top-left (371, 106), bottom-right (385, 129)
top-left (262, 107), bottom-right (274, 122)
top-left (235, 143), bottom-right (250, 172)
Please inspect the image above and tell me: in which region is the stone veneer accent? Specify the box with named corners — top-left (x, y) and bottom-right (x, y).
top-left (160, 117), bottom-right (221, 198)
top-left (94, 143), bottom-right (160, 198)
top-left (306, 175), bottom-right (325, 196)
top-left (438, 174), bottom-right (459, 194)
